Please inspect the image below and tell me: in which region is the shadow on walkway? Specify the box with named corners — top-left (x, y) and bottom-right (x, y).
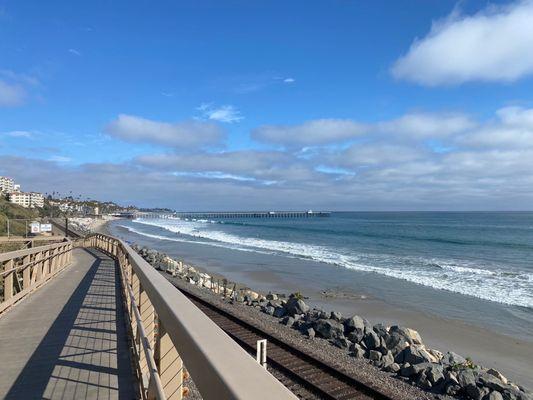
top-left (5, 248), bottom-right (135, 400)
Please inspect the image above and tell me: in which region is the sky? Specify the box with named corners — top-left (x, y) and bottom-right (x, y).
top-left (1, 0), bottom-right (533, 210)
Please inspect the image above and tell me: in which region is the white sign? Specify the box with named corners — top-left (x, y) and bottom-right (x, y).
top-left (30, 222), bottom-right (40, 234)
top-left (40, 223), bottom-right (52, 232)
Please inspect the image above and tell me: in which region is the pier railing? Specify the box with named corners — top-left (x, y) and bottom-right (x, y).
top-left (85, 233), bottom-right (296, 400)
top-left (0, 239), bottom-right (73, 314)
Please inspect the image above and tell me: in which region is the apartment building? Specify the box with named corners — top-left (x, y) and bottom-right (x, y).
top-left (8, 192), bottom-right (45, 208)
top-left (0, 176), bottom-right (15, 193)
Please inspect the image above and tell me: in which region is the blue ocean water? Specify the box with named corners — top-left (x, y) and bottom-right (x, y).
top-left (120, 212), bottom-right (533, 310)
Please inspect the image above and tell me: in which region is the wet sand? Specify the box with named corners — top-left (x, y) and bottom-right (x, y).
top-left (105, 220), bottom-right (533, 389)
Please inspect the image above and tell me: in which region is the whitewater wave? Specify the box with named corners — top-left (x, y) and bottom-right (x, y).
top-left (129, 218), bottom-right (533, 309)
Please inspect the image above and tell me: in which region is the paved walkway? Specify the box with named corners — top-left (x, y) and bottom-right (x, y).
top-left (0, 248), bottom-right (136, 399)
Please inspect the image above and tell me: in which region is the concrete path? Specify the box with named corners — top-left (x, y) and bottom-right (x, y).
top-left (0, 248), bottom-right (136, 399)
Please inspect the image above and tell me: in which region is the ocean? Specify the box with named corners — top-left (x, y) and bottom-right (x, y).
top-left (108, 212), bottom-right (533, 340)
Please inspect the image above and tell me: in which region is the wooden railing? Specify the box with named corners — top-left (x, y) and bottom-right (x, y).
top-left (85, 233), bottom-right (296, 400)
top-left (0, 240), bottom-right (73, 314)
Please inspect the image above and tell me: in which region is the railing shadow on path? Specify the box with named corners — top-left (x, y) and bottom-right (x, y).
top-left (5, 248), bottom-right (135, 400)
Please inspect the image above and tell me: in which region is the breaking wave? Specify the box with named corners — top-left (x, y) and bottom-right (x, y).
top-left (129, 218), bottom-right (533, 309)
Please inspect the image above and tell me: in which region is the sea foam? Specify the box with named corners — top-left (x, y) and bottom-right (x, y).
top-left (129, 218), bottom-right (533, 309)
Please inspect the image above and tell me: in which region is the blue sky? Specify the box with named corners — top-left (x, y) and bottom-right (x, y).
top-left (1, 0), bottom-right (533, 210)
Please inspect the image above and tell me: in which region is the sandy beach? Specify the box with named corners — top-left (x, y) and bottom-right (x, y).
top-left (103, 218), bottom-right (533, 390)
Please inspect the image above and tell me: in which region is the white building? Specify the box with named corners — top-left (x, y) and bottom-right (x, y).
top-left (8, 192), bottom-right (45, 208)
top-left (30, 192), bottom-right (45, 208)
top-left (0, 176), bottom-right (15, 193)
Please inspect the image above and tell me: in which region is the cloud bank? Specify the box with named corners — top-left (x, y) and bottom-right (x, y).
top-left (5, 105), bottom-right (533, 211)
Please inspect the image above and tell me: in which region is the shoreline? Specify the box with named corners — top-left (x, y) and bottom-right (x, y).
top-left (98, 219), bottom-right (533, 392)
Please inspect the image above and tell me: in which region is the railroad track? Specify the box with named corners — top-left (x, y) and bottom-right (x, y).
top-left (174, 284), bottom-right (395, 400)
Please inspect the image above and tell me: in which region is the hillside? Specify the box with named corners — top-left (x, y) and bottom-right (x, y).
top-left (0, 196), bottom-right (40, 236)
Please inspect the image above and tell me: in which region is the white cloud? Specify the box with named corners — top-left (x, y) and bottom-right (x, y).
top-left (197, 104), bottom-right (243, 123)
top-left (253, 119), bottom-right (367, 146)
top-left (68, 48), bottom-right (82, 56)
top-left (49, 155), bottom-right (72, 163)
top-left (105, 114), bottom-right (224, 148)
top-left (253, 112), bottom-right (475, 147)
top-left (340, 143), bottom-right (425, 166)
top-left (283, 78), bottom-right (295, 83)
top-left (458, 106), bottom-right (533, 148)
top-left (4, 130), bottom-right (33, 138)
top-left (0, 79), bottom-right (26, 107)
top-left (377, 112), bottom-right (475, 138)
top-left (496, 106), bottom-right (533, 128)
top-left (392, 0), bottom-right (533, 86)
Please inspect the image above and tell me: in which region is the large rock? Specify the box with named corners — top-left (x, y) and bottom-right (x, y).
top-left (314, 319), bottom-right (345, 339)
top-left (385, 332), bottom-right (409, 355)
top-left (285, 297), bottom-right (310, 316)
top-left (441, 351), bottom-right (467, 366)
top-left (389, 326), bottom-right (423, 345)
top-left (478, 372), bottom-right (509, 393)
top-left (333, 337), bottom-right (352, 349)
top-left (363, 331), bottom-right (380, 350)
top-left (500, 388), bottom-right (533, 400)
top-left (330, 311), bottom-right (342, 321)
top-left (486, 369), bottom-right (508, 385)
top-left (426, 364), bottom-right (445, 385)
top-left (415, 371), bottom-right (432, 390)
top-left (373, 323), bottom-right (388, 338)
top-left (368, 350), bottom-right (382, 362)
top-left (351, 343), bottom-right (366, 358)
top-left (281, 316), bottom-right (295, 327)
top-left (486, 391), bottom-right (504, 400)
top-left (387, 362), bottom-right (401, 373)
top-left (381, 352), bottom-right (395, 369)
top-left (273, 307), bottom-right (286, 318)
top-left (396, 345), bottom-right (434, 364)
top-left (266, 292), bottom-right (278, 300)
top-left (344, 315), bottom-right (366, 333)
top-left (347, 330), bottom-right (364, 343)
top-left (263, 305), bottom-right (275, 315)
top-left (400, 362), bottom-right (432, 377)
top-left (466, 385), bottom-right (489, 400)
top-left (457, 369), bottom-right (476, 388)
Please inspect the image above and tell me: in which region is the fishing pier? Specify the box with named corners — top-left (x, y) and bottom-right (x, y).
top-left (135, 210), bottom-right (331, 219)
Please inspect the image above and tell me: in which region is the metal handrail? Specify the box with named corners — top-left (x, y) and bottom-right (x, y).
top-left (86, 233), bottom-right (296, 400)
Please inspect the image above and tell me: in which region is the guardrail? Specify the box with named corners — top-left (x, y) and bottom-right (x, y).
top-left (0, 240), bottom-right (73, 314)
top-left (85, 234), bottom-right (296, 400)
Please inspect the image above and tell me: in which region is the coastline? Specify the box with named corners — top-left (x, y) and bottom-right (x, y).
top-left (98, 218), bottom-right (533, 390)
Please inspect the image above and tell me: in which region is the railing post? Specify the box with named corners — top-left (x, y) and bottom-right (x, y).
top-left (139, 284), bottom-right (155, 384)
top-left (43, 249), bottom-right (50, 278)
top-left (156, 319), bottom-right (183, 400)
top-left (34, 251), bottom-right (43, 284)
top-left (22, 255), bottom-right (31, 290)
top-left (3, 260), bottom-right (14, 301)
top-left (131, 271), bottom-right (140, 348)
